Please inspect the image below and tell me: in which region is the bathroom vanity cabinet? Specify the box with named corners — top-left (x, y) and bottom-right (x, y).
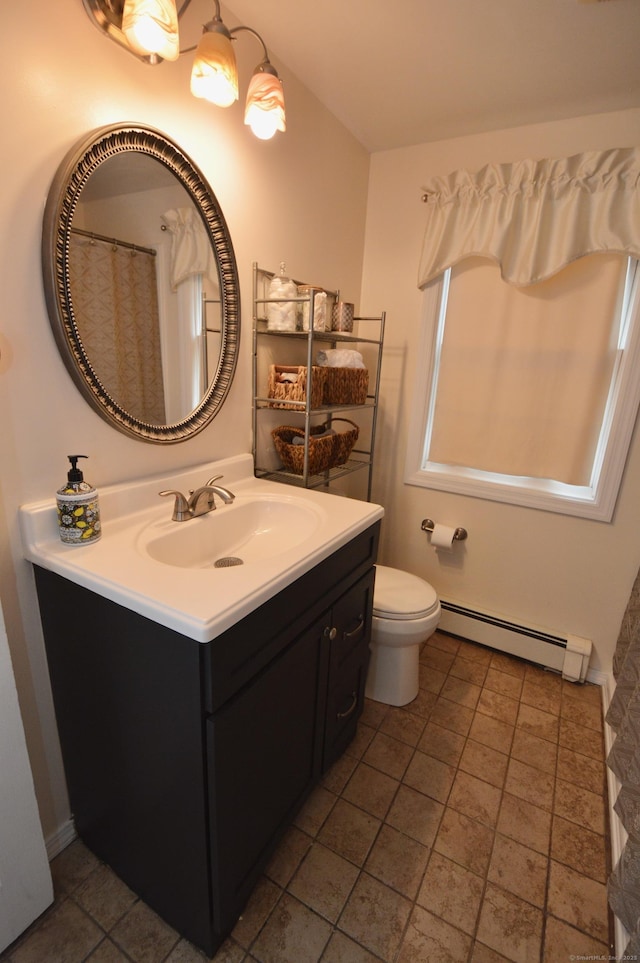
top-left (252, 263), bottom-right (385, 500)
top-left (34, 521), bottom-right (379, 956)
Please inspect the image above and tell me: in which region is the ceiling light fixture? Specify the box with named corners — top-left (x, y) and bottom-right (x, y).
top-left (82, 0), bottom-right (286, 139)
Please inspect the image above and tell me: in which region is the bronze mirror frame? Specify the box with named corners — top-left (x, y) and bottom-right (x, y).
top-left (42, 123), bottom-right (240, 443)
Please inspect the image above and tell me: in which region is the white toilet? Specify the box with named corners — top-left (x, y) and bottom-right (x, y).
top-left (365, 565), bottom-right (441, 707)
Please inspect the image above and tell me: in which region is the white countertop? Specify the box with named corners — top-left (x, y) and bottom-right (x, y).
top-left (19, 454), bottom-right (383, 642)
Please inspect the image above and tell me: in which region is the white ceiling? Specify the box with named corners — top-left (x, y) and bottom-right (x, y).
top-left (221, 0), bottom-right (640, 152)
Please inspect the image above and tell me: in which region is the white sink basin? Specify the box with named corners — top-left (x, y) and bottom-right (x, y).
top-left (142, 494), bottom-right (323, 569)
top-left (19, 454), bottom-right (384, 643)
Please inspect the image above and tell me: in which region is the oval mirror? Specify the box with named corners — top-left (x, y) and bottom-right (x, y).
top-left (42, 124), bottom-right (240, 443)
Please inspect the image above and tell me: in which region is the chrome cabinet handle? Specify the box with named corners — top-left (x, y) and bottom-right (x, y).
top-left (342, 615), bottom-right (364, 641)
top-left (336, 691), bottom-right (358, 719)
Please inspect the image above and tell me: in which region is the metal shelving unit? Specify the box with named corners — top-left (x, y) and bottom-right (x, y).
top-left (252, 262), bottom-right (385, 500)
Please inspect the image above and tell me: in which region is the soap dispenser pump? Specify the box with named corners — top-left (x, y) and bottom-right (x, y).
top-left (56, 455), bottom-right (102, 544)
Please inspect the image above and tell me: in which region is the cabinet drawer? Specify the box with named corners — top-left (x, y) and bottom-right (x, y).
top-left (205, 522), bottom-right (380, 711)
top-left (323, 641), bottom-right (370, 771)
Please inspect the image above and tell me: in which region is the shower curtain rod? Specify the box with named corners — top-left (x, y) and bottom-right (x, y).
top-left (70, 227), bottom-right (156, 257)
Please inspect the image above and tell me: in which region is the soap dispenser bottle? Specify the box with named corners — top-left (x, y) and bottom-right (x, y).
top-left (56, 455), bottom-right (102, 544)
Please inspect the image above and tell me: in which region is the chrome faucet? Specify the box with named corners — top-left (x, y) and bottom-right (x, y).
top-left (159, 475), bottom-right (235, 522)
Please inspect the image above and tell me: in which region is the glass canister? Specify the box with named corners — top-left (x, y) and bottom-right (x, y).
top-left (267, 263), bottom-right (298, 332)
top-left (298, 285), bottom-right (327, 331)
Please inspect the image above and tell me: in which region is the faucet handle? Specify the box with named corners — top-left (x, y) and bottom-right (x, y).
top-left (159, 489), bottom-right (191, 522)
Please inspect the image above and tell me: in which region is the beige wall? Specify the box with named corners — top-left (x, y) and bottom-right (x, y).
top-left (1, 1), bottom-right (369, 842)
top-left (362, 109), bottom-right (640, 677)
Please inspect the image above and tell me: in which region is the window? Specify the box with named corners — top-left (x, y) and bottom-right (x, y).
top-left (405, 253), bottom-right (640, 520)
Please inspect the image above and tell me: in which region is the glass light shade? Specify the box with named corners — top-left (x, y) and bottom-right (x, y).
top-left (190, 30), bottom-right (239, 107)
top-left (244, 71), bottom-right (286, 140)
top-left (122, 0), bottom-right (180, 61)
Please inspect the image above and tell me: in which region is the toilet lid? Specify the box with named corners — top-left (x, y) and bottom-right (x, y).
top-left (373, 565), bottom-right (439, 620)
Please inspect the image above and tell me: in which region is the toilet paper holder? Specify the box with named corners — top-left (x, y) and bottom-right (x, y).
top-left (421, 519), bottom-right (468, 541)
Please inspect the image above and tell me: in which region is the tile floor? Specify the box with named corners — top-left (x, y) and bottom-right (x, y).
top-left (1, 631), bottom-right (613, 963)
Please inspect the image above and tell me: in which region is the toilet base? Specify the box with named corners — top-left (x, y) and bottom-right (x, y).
top-left (365, 640), bottom-right (420, 707)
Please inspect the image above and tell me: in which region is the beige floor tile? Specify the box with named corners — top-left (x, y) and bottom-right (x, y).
top-left (551, 815), bottom-right (608, 882)
top-left (379, 706), bottom-right (427, 747)
top-left (322, 752), bottom-right (358, 795)
top-left (293, 785), bottom-right (337, 837)
top-left (417, 722), bottom-right (466, 767)
top-left (557, 745), bottom-right (605, 793)
top-left (396, 906), bottom-right (472, 963)
top-left (510, 728), bottom-right (557, 776)
top-left (489, 652), bottom-right (527, 680)
top-left (403, 749), bottom-right (456, 803)
top-left (385, 784), bottom-right (445, 847)
top-left (484, 667), bottom-right (523, 701)
top-left (559, 717), bottom-right (604, 761)
top-left (339, 873), bottom-right (412, 962)
top-left (11, 899), bottom-right (103, 963)
top-left (476, 883), bottom-right (543, 963)
top-left (345, 724), bottom-right (376, 760)
top-left (420, 647), bottom-right (456, 675)
top-left (515, 703), bottom-right (559, 743)
top-left (417, 852), bottom-right (483, 935)
top-left (427, 632), bottom-right (461, 655)
top-left (406, 687), bottom-right (439, 719)
top-left (342, 762), bottom-right (399, 820)
top-left (265, 826), bottom-right (313, 888)
top-left (50, 840), bottom-right (101, 898)
top-left (468, 712), bottom-right (514, 755)
top-left (419, 663), bottom-right (448, 695)
top-left (520, 678), bottom-right (561, 715)
top-left (364, 824), bottom-right (429, 899)
top-left (487, 835), bottom-right (548, 908)
top-left (321, 931), bottom-right (381, 963)
top-left (231, 877), bottom-right (282, 948)
top-left (448, 770), bottom-right (502, 828)
top-left (457, 641), bottom-right (493, 665)
top-left (459, 739), bottom-right (508, 789)
top-left (288, 842), bottom-right (359, 922)
top-left (476, 689), bottom-right (519, 726)
top-left (470, 942), bottom-right (512, 962)
top-left (496, 793), bottom-right (552, 855)
top-left (429, 697), bottom-right (474, 736)
top-left (363, 731), bottom-right (414, 780)
top-left (449, 655), bottom-right (490, 686)
top-left (109, 899), bottom-right (180, 962)
top-left (542, 916), bottom-right (611, 963)
top-left (359, 699), bottom-right (389, 730)
top-left (440, 675), bottom-right (482, 710)
top-left (434, 807), bottom-right (495, 876)
top-left (547, 860), bottom-right (609, 943)
top-left (554, 779), bottom-right (606, 835)
top-left (88, 938), bottom-right (143, 962)
top-left (560, 690), bottom-right (603, 732)
top-left (524, 664), bottom-right (563, 691)
top-left (73, 864), bottom-right (138, 931)
top-left (504, 757), bottom-right (555, 811)
top-left (251, 893), bottom-right (332, 963)
top-left (318, 799), bottom-right (381, 866)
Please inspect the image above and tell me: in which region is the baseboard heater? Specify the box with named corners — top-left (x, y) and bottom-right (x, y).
top-left (439, 600), bottom-right (592, 682)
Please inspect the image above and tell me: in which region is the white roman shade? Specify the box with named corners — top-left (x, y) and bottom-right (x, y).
top-left (418, 147), bottom-right (640, 288)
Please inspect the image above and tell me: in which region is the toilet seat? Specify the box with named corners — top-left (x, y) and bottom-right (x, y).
top-left (373, 565), bottom-right (439, 620)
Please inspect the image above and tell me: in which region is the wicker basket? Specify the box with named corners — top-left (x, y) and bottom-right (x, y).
top-left (322, 367), bottom-right (369, 405)
top-left (268, 364), bottom-right (327, 408)
top-left (272, 419), bottom-right (360, 475)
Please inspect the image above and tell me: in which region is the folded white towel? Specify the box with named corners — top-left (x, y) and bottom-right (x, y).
top-left (316, 349), bottom-right (365, 368)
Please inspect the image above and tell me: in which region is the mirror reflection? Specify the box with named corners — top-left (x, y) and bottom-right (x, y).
top-left (42, 124), bottom-right (240, 443)
top-left (70, 154), bottom-right (222, 426)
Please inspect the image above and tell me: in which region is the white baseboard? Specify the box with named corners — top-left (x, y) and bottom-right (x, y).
top-left (600, 671), bottom-right (630, 959)
top-left (45, 818), bottom-right (76, 861)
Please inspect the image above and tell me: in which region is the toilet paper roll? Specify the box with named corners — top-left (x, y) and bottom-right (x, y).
top-left (431, 523), bottom-right (457, 551)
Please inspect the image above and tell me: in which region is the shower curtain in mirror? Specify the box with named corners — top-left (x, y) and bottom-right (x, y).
top-left (607, 571), bottom-right (640, 958)
top-left (68, 233), bottom-right (166, 424)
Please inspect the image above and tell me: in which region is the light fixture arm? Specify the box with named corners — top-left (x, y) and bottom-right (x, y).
top-left (229, 25), bottom-right (271, 68)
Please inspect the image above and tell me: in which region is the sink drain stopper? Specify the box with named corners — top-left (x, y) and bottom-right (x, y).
top-left (214, 556), bottom-right (244, 568)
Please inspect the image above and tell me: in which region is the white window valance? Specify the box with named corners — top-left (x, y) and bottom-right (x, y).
top-left (418, 146), bottom-right (640, 288)
top-left (161, 206), bottom-right (218, 291)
